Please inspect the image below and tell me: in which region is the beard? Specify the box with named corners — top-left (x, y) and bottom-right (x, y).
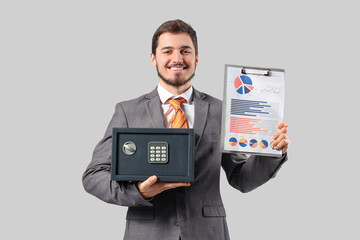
top-left (156, 67), bottom-right (195, 87)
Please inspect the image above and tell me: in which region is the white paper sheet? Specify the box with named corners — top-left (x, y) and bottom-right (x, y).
top-left (221, 65), bottom-right (285, 156)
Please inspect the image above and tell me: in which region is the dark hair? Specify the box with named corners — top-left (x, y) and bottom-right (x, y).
top-left (152, 19), bottom-right (198, 55)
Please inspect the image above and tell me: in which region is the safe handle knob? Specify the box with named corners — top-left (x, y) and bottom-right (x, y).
top-left (123, 141), bottom-right (136, 155)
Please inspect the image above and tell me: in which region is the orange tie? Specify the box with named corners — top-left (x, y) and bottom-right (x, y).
top-left (168, 97), bottom-right (189, 128)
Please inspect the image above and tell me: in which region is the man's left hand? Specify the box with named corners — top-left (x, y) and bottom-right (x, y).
top-left (272, 121), bottom-right (290, 154)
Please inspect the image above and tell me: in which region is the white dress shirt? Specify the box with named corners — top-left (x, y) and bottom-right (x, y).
top-left (157, 83), bottom-right (195, 128)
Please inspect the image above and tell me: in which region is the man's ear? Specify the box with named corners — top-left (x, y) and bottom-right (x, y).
top-left (150, 53), bottom-right (157, 67)
top-left (195, 54), bottom-right (199, 66)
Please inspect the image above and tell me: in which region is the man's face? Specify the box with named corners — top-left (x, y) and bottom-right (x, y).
top-left (151, 32), bottom-right (198, 89)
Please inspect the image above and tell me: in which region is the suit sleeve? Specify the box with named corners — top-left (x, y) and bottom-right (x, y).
top-left (82, 103), bottom-right (153, 207)
top-left (221, 152), bottom-right (288, 193)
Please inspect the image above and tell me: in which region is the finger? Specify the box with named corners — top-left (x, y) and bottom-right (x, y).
top-left (161, 182), bottom-right (191, 191)
top-left (275, 137), bottom-right (290, 151)
top-left (280, 139), bottom-right (290, 154)
top-left (272, 127), bottom-right (288, 140)
top-left (272, 134), bottom-right (287, 148)
top-left (141, 175), bottom-right (158, 189)
top-left (277, 121), bottom-right (289, 130)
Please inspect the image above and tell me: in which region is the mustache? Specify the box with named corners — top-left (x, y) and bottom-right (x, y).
top-left (167, 62), bottom-right (188, 68)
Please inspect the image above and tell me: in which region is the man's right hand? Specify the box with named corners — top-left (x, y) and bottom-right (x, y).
top-left (137, 175), bottom-right (191, 199)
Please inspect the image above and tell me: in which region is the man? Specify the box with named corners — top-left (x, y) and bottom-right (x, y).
top-left (82, 19), bottom-right (290, 240)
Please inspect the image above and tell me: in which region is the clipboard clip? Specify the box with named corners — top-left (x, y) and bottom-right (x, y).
top-left (241, 67), bottom-right (271, 76)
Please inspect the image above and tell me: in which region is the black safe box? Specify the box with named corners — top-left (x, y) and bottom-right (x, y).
top-left (111, 128), bottom-right (194, 182)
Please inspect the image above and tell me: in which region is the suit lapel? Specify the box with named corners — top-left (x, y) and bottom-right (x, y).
top-left (193, 89), bottom-right (209, 150)
top-left (144, 88), bottom-right (166, 128)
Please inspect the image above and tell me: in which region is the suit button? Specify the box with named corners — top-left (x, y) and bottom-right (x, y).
top-left (174, 220), bottom-right (179, 227)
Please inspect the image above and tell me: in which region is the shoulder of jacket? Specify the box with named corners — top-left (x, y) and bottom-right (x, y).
top-left (114, 92), bottom-right (152, 112)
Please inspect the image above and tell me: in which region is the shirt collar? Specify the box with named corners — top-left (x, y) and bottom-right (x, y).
top-left (157, 83), bottom-right (193, 104)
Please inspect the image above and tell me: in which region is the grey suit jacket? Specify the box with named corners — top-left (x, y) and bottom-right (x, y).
top-left (82, 87), bottom-right (287, 240)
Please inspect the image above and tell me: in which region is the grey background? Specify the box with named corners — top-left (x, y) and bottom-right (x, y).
top-left (1, 0), bottom-right (358, 239)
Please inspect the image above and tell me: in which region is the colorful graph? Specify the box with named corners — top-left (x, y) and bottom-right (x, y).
top-left (230, 117), bottom-right (268, 135)
top-left (239, 138), bottom-right (248, 147)
top-left (231, 99), bottom-right (271, 117)
top-left (229, 137), bottom-right (237, 146)
top-left (249, 139), bottom-right (258, 148)
top-left (260, 140), bottom-right (268, 149)
top-left (234, 75), bottom-right (254, 94)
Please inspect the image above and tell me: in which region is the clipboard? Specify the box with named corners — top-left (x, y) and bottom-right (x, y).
top-left (221, 64), bottom-right (285, 157)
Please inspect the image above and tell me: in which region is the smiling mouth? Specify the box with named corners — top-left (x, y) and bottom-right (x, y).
top-left (171, 67), bottom-right (183, 70)
top-left (168, 65), bottom-right (187, 73)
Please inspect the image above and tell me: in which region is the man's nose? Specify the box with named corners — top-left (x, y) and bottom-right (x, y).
top-left (172, 51), bottom-right (184, 64)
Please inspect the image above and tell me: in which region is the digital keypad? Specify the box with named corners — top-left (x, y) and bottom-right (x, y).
top-left (148, 142), bottom-right (168, 164)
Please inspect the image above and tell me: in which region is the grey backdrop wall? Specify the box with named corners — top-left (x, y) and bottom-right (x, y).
top-left (1, 0), bottom-right (359, 239)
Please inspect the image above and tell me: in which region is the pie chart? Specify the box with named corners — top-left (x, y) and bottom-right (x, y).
top-left (249, 139), bottom-right (258, 148)
top-left (239, 138), bottom-right (248, 147)
top-left (260, 140), bottom-right (268, 149)
top-left (229, 137), bottom-right (237, 146)
top-left (234, 75), bottom-right (254, 94)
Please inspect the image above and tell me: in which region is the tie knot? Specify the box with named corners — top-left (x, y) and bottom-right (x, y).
top-left (168, 97), bottom-right (186, 110)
